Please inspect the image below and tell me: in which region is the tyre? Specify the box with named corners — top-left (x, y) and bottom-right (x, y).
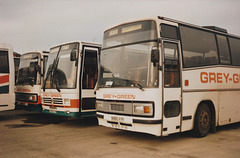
top-left (193, 103), bottom-right (211, 137)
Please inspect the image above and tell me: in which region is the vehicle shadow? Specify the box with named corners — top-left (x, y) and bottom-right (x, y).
top-left (0, 110), bottom-right (32, 122)
top-left (21, 112), bottom-right (69, 125)
top-left (21, 112), bottom-right (98, 126)
top-left (4, 110), bottom-right (98, 128)
top-left (216, 122), bottom-right (240, 132)
top-left (105, 122), bottom-right (240, 142)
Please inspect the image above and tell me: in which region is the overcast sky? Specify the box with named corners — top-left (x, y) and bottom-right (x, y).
top-left (1, 0), bottom-right (240, 53)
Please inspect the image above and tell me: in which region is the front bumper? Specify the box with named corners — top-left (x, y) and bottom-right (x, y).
top-left (97, 112), bottom-right (162, 136)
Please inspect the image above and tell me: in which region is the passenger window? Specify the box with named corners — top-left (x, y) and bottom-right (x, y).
top-left (161, 24), bottom-right (179, 40)
top-left (180, 26), bottom-right (219, 67)
top-left (229, 37), bottom-right (240, 66)
top-left (164, 42), bottom-right (180, 87)
top-left (216, 35), bottom-right (231, 64)
top-left (0, 51), bottom-right (9, 73)
top-left (82, 50), bottom-right (98, 89)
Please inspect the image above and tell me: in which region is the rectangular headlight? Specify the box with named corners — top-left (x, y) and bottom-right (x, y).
top-left (29, 94), bottom-right (38, 102)
top-left (133, 103), bottom-right (153, 116)
top-left (64, 98), bottom-right (70, 105)
top-left (96, 101), bottom-right (103, 110)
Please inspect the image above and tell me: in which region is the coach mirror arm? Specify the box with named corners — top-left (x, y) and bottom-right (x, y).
top-left (151, 47), bottom-right (162, 70)
top-left (70, 48), bottom-right (77, 61)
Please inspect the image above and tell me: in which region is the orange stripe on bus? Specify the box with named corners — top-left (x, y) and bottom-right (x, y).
top-left (42, 99), bottom-right (79, 108)
top-left (18, 96), bottom-right (41, 105)
top-left (0, 75), bottom-right (9, 84)
top-left (70, 99), bottom-right (79, 108)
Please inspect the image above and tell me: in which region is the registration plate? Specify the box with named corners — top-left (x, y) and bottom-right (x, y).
top-left (49, 107), bottom-right (57, 113)
top-left (111, 123), bottom-right (128, 130)
top-left (110, 116), bottom-right (128, 129)
top-left (111, 116), bottom-right (124, 122)
top-left (18, 102), bottom-right (28, 106)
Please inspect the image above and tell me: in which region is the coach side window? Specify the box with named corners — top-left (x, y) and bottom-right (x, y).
top-left (0, 51), bottom-right (9, 73)
top-left (161, 24), bottom-right (179, 40)
top-left (216, 35), bottom-right (231, 64)
top-left (180, 26), bottom-right (219, 68)
top-left (229, 37), bottom-right (240, 66)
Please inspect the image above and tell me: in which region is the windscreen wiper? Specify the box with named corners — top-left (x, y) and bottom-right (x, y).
top-left (53, 77), bottom-right (61, 92)
top-left (114, 77), bottom-right (145, 91)
top-left (18, 76), bottom-right (34, 86)
top-left (43, 64), bottom-right (53, 92)
top-left (51, 58), bottom-right (61, 92)
top-left (25, 76), bottom-right (34, 86)
top-left (17, 77), bottom-right (33, 86)
top-left (43, 58), bottom-right (59, 92)
top-left (130, 80), bottom-right (144, 91)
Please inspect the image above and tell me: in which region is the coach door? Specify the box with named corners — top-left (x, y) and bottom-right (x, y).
top-left (162, 41), bottom-right (182, 136)
top-left (80, 46), bottom-right (99, 117)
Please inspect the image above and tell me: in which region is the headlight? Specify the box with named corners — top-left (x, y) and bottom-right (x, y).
top-left (29, 95), bottom-right (38, 102)
top-left (133, 103), bottom-right (153, 116)
top-left (96, 101), bottom-right (103, 110)
top-left (64, 98), bottom-right (70, 105)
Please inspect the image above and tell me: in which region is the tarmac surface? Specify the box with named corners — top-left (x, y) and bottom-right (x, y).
top-left (0, 110), bottom-right (239, 158)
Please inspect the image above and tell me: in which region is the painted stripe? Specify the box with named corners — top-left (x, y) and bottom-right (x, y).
top-left (133, 119), bottom-right (162, 124)
top-left (0, 85), bottom-right (9, 94)
top-left (70, 99), bottom-right (79, 108)
top-left (183, 116), bottom-right (192, 120)
top-left (17, 96), bottom-right (41, 105)
top-left (0, 75), bottom-right (9, 84)
top-left (0, 105), bottom-right (8, 107)
top-left (183, 88), bottom-right (240, 93)
top-left (42, 99), bottom-right (79, 108)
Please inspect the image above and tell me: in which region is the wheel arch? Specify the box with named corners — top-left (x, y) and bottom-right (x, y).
top-left (194, 100), bottom-right (216, 133)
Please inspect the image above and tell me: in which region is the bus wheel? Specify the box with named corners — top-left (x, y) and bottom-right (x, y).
top-left (193, 103), bottom-right (211, 137)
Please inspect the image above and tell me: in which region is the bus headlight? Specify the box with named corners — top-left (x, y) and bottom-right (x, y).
top-left (133, 103), bottom-right (153, 116)
top-left (29, 94), bottom-right (38, 102)
top-left (96, 101), bottom-right (103, 110)
top-left (64, 98), bottom-right (70, 105)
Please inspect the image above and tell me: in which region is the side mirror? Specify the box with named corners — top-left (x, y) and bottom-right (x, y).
top-left (151, 47), bottom-right (159, 66)
top-left (70, 48), bottom-right (77, 61)
top-left (35, 65), bottom-right (41, 74)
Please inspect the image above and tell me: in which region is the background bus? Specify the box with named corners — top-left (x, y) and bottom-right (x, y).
top-left (41, 41), bottom-right (101, 117)
top-left (15, 51), bottom-right (49, 112)
top-left (96, 16), bottom-right (240, 137)
top-left (13, 52), bottom-right (21, 83)
top-left (0, 43), bottom-right (15, 111)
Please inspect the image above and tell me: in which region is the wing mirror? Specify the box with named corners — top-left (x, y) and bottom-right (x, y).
top-left (70, 48), bottom-right (78, 61)
top-left (151, 47), bottom-right (159, 67)
top-left (35, 65), bottom-right (41, 74)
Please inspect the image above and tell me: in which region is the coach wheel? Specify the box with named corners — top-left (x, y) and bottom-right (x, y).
top-left (193, 103), bottom-right (211, 137)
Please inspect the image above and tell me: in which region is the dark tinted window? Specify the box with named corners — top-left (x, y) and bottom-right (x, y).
top-left (180, 26), bottom-right (219, 68)
top-left (161, 24), bottom-right (178, 40)
top-left (216, 35), bottom-right (231, 64)
top-left (0, 51), bottom-right (9, 73)
top-left (164, 101), bottom-right (180, 118)
top-left (82, 50), bottom-right (98, 89)
top-left (164, 42), bottom-right (180, 87)
top-left (229, 37), bottom-right (240, 66)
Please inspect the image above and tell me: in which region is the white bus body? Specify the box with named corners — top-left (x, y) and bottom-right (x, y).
top-left (41, 41), bottom-right (101, 117)
top-left (15, 51), bottom-right (49, 112)
top-left (0, 43), bottom-right (15, 111)
top-left (96, 17), bottom-right (240, 137)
